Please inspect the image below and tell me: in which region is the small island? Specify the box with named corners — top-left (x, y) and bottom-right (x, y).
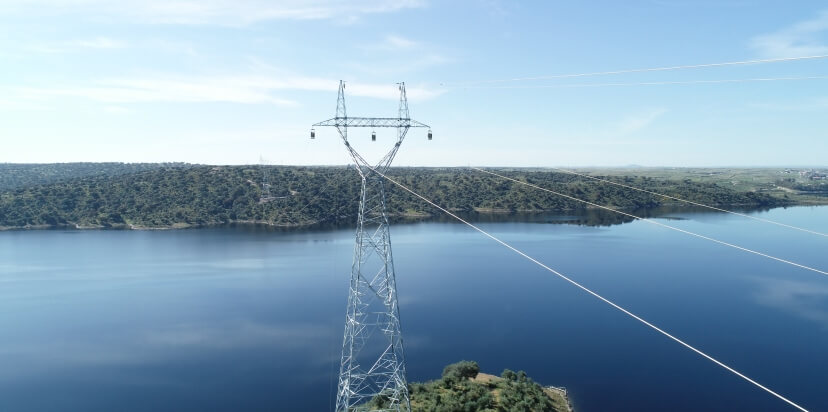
top-left (359, 361), bottom-right (573, 412)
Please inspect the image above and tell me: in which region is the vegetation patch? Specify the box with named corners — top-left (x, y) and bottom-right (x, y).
top-left (359, 361), bottom-right (571, 412)
top-left (0, 164), bottom-right (806, 230)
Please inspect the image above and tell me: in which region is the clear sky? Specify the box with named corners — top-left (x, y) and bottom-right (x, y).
top-left (1, 0), bottom-right (827, 167)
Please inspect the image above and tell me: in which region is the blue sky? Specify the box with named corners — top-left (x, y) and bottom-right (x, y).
top-left (1, 0), bottom-right (827, 166)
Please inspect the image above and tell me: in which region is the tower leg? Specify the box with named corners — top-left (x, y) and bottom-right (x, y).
top-left (335, 171), bottom-right (410, 412)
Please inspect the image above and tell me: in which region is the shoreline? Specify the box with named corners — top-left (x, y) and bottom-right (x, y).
top-left (544, 386), bottom-right (575, 412)
top-left (1, 202), bottom-right (823, 232)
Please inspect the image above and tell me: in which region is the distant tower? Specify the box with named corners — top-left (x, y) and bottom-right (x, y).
top-left (312, 81), bottom-right (431, 411)
top-left (259, 156), bottom-right (276, 203)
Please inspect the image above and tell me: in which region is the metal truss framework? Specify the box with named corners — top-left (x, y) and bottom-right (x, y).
top-left (313, 117), bottom-right (430, 129)
top-left (313, 81), bottom-right (429, 412)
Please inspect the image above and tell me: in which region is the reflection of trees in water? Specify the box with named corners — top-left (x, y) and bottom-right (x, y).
top-left (226, 205), bottom-right (776, 233)
top-left (419, 205), bottom-right (773, 227)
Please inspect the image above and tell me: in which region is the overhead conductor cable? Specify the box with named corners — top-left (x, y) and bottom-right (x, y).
top-left (446, 54), bottom-right (828, 86)
top-left (451, 76), bottom-right (828, 90)
top-left (364, 164), bottom-right (809, 412)
top-left (473, 168), bottom-right (827, 277)
top-left (545, 167), bottom-right (827, 238)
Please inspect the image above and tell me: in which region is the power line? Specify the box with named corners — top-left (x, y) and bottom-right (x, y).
top-left (366, 164), bottom-right (809, 412)
top-left (444, 54), bottom-right (828, 86)
top-left (293, 184), bottom-right (332, 215)
top-left (473, 168), bottom-right (827, 276)
top-left (544, 166), bottom-right (827, 238)
top-left (448, 75), bottom-right (828, 90)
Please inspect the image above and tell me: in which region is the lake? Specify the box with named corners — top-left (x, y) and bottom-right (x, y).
top-left (0, 206), bottom-right (826, 411)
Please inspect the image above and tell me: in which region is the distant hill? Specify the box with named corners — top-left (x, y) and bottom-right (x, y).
top-left (0, 164), bottom-right (795, 230)
top-left (0, 162), bottom-right (189, 191)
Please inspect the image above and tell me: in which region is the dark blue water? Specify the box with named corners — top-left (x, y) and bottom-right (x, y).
top-left (0, 206), bottom-right (826, 411)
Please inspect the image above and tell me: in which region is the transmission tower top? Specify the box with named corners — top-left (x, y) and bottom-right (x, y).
top-left (310, 80), bottom-right (432, 146)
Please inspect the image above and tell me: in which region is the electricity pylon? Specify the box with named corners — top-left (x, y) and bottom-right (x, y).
top-left (259, 155), bottom-right (276, 203)
top-left (312, 81), bottom-right (430, 411)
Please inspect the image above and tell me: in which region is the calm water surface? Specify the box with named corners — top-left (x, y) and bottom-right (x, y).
top-left (0, 206), bottom-right (827, 411)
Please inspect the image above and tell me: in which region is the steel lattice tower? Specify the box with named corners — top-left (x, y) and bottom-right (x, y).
top-left (312, 81), bottom-right (430, 412)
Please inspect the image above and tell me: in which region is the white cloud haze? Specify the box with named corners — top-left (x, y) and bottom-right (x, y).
top-left (751, 10), bottom-right (828, 58)
top-left (12, 74), bottom-right (444, 106)
top-left (0, 0), bottom-right (427, 25)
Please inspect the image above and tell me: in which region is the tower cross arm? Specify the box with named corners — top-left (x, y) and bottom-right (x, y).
top-left (313, 117), bottom-right (430, 128)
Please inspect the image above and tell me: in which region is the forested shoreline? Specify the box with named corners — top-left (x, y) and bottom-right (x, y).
top-left (0, 163), bottom-right (798, 230)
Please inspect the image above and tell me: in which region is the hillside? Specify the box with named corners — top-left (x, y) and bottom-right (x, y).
top-left (567, 167), bottom-right (828, 205)
top-left (0, 162), bottom-right (188, 191)
top-left (0, 164), bottom-right (797, 230)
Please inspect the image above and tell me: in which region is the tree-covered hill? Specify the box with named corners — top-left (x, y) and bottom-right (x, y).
top-left (0, 162), bottom-right (188, 191)
top-left (0, 165), bottom-right (790, 229)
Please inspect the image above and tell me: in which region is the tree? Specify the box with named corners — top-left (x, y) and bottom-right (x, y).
top-left (501, 369), bottom-right (517, 381)
top-left (442, 360), bottom-right (480, 381)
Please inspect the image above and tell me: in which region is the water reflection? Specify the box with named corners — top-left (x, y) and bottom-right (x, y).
top-left (0, 207), bottom-right (825, 411)
top-left (751, 277), bottom-right (828, 328)
top-left (219, 205), bottom-right (778, 233)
